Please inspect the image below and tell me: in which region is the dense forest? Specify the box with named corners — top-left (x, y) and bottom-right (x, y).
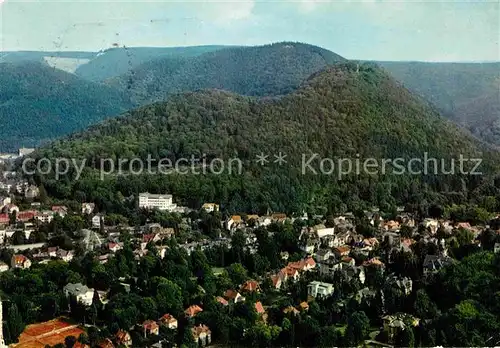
top-left (2, 43), bottom-right (500, 151)
top-left (378, 62), bottom-right (500, 147)
top-left (107, 42), bottom-right (346, 105)
top-left (0, 61), bottom-right (133, 151)
top-left (29, 62), bottom-right (500, 215)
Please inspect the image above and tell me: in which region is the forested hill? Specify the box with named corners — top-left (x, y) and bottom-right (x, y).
top-left (107, 42), bottom-right (346, 105)
top-left (74, 45), bottom-right (228, 81)
top-left (33, 62), bottom-right (499, 214)
top-left (378, 61), bottom-right (500, 147)
top-left (0, 61), bottom-right (133, 151)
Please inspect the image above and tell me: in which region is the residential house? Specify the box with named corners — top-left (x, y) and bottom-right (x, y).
top-left (258, 216), bottom-right (272, 227)
top-left (226, 215), bottom-right (242, 231)
top-left (280, 251), bottom-right (289, 260)
top-left (271, 213), bottom-right (287, 223)
top-left (255, 301), bottom-right (267, 322)
top-left (159, 314), bottom-right (178, 329)
top-left (400, 238), bottom-right (416, 253)
top-left (192, 324), bottom-right (211, 346)
top-left (388, 276), bottom-right (413, 296)
top-left (0, 196), bottom-right (11, 210)
top-left (423, 254), bottom-right (453, 275)
top-left (361, 238), bottom-right (379, 251)
top-left (315, 249), bottom-right (333, 262)
top-left (270, 273), bottom-right (284, 290)
top-left (142, 320), bottom-right (160, 337)
top-left (35, 210), bottom-right (54, 224)
top-left (216, 296), bottom-right (229, 306)
top-left (0, 213), bottom-right (9, 225)
top-left (142, 233), bottom-right (161, 244)
top-left (422, 218), bottom-right (439, 234)
top-left (383, 220), bottom-right (400, 231)
top-left (82, 203), bottom-right (96, 215)
top-left (382, 313), bottom-right (420, 343)
top-left (98, 254), bottom-right (109, 264)
top-left (241, 280), bottom-right (261, 293)
top-left (64, 283), bottom-right (96, 306)
top-left (0, 262), bottom-right (9, 272)
top-left (224, 289), bottom-right (245, 303)
top-left (345, 265), bottom-right (366, 284)
top-left (298, 301), bottom-right (309, 311)
top-left (108, 242), bottom-right (123, 253)
top-left (333, 245), bottom-right (351, 258)
top-left (17, 211), bottom-right (36, 222)
top-left (246, 214), bottom-right (259, 225)
top-left (281, 266), bottom-right (300, 282)
top-left (51, 205), bottom-right (68, 217)
top-left (494, 242), bottom-right (500, 254)
top-left (341, 256), bottom-right (355, 267)
top-left (318, 256), bottom-right (343, 277)
top-left (4, 204), bottom-right (19, 214)
top-left (202, 203), bottom-right (219, 212)
top-left (300, 239), bottom-right (318, 254)
top-left (362, 257), bottom-right (385, 269)
top-left (57, 249), bottom-right (74, 262)
top-left (11, 254), bottom-right (31, 269)
top-left (185, 305), bottom-right (203, 318)
top-left (307, 281), bottom-right (334, 298)
top-left (315, 226), bottom-right (335, 238)
top-left (24, 185), bottom-right (39, 199)
top-left (92, 214), bottom-right (104, 229)
top-left (283, 306), bottom-right (300, 316)
top-left (47, 247), bottom-right (58, 257)
top-left (115, 330), bottom-right (132, 347)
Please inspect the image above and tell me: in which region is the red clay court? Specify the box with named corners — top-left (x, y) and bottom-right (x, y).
top-left (11, 318), bottom-right (85, 348)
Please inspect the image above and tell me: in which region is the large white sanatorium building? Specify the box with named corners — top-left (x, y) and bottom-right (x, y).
top-left (139, 193), bottom-right (177, 212)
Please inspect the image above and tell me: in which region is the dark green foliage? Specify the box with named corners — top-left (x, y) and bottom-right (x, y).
top-left (109, 42), bottom-right (345, 104)
top-left (0, 61), bottom-right (133, 151)
top-left (32, 63), bottom-right (500, 214)
top-left (379, 61), bottom-right (500, 146)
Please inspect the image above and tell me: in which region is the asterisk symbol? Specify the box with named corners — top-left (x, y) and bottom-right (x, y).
top-left (256, 153), bottom-right (269, 166)
top-left (274, 152), bottom-right (287, 165)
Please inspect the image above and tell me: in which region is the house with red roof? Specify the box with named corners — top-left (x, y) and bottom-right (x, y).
top-left (224, 289), bottom-right (245, 303)
top-left (184, 305), bottom-right (203, 318)
top-left (255, 301), bottom-right (267, 322)
top-left (142, 320), bottom-right (159, 337)
top-left (240, 280), bottom-right (261, 292)
top-left (115, 330), bottom-right (132, 347)
top-left (192, 324), bottom-right (211, 346)
top-left (216, 296), bottom-right (229, 306)
top-left (11, 254), bottom-right (31, 269)
top-left (159, 313), bottom-right (178, 329)
top-left (17, 210), bottom-right (36, 222)
top-left (0, 213), bottom-right (9, 224)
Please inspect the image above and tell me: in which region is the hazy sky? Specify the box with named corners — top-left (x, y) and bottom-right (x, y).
top-left (1, 0), bottom-right (499, 61)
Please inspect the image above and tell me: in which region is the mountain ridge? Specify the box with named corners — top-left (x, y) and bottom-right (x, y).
top-left (31, 62), bottom-right (499, 213)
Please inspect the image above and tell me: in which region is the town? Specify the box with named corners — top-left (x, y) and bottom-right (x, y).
top-left (0, 155), bottom-right (499, 348)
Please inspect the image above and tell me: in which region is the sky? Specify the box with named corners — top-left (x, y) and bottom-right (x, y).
top-left (0, 0), bottom-right (499, 62)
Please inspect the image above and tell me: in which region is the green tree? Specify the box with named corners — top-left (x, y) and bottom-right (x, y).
top-left (7, 303), bottom-right (25, 344)
top-left (64, 335), bottom-right (77, 348)
top-left (345, 311), bottom-right (370, 346)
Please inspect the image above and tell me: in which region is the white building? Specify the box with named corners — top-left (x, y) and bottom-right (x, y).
top-left (35, 211), bottom-right (54, 224)
top-left (307, 281), bottom-right (334, 298)
top-left (138, 193), bottom-right (177, 212)
top-left (64, 283), bottom-right (95, 306)
top-left (316, 227), bottom-right (335, 238)
top-left (92, 214), bottom-right (104, 229)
